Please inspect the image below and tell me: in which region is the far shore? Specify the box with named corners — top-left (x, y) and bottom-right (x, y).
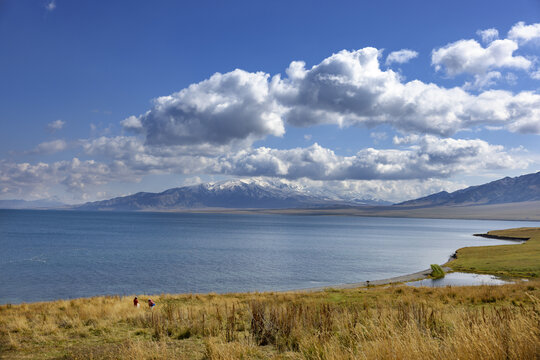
top-left (9, 199), bottom-right (540, 222)
top-left (143, 200), bottom-right (540, 221)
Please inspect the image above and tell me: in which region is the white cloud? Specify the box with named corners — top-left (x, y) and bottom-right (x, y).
top-left (477, 28), bottom-right (499, 44)
top-left (133, 69), bottom-right (285, 147)
top-left (213, 136), bottom-right (526, 181)
top-left (370, 132), bottom-right (387, 143)
top-left (463, 71), bottom-right (501, 90)
top-left (385, 49), bottom-right (419, 65)
top-left (30, 139), bottom-right (67, 154)
top-left (120, 116), bottom-right (143, 133)
top-left (45, 0), bottom-right (56, 11)
top-left (47, 119), bottom-right (65, 132)
top-left (277, 48), bottom-right (540, 135)
top-left (504, 91), bottom-right (540, 133)
top-left (182, 176), bottom-right (203, 186)
top-left (307, 178), bottom-right (466, 203)
top-left (431, 39), bottom-right (531, 77)
top-left (370, 132), bottom-right (387, 140)
top-left (120, 46), bottom-right (540, 150)
top-left (0, 158), bottom-right (125, 196)
top-left (2, 131), bottom-right (528, 201)
top-left (505, 72), bottom-right (518, 85)
top-left (80, 136), bottom-right (223, 182)
top-left (530, 69), bottom-right (540, 80)
top-left (508, 21), bottom-right (540, 44)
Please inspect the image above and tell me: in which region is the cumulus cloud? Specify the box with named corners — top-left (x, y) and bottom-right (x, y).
top-left (434, 22), bottom-right (540, 85)
top-left (213, 137), bottom-right (526, 181)
top-left (0, 158), bottom-right (124, 196)
top-left (463, 71), bottom-right (502, 90)
top-left (508, 21), bottom-right (540, 44)
top-left (2, 131), bottom-right (527, 200)
top-left (477, 28), bottom-right (499, 44)
top-left (275, 48), bottom-right (540, 135)
top-left (131, 69), bottom-right (285, 147)
top-left (431, 39), bottom-right (530, 77)
top-left (385, 49), bottom-right (419, 65)
top-left (121, 44), bottom-right (540, 147)
top-left (120, 116), bottom-right (143, 133)
top-left (47, 119), bottom-right (65, 132)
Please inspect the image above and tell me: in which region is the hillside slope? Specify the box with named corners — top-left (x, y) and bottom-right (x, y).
top-left (398, 171), bottom-right (540, 207)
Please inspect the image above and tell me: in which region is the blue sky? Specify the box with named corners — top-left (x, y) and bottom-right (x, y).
top-left (1, 0), bottom-right (539, 203)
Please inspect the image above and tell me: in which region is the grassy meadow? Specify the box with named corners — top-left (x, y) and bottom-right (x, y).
top-left (1, 227), bottom-right (540, 360)
top-left (447, 227), bottom-right (540, 277)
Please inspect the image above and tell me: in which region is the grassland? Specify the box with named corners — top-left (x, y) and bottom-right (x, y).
top-left (1, 227), bottom-right (540, 359)
top-left (1, 282), bottom-right (539, 359)
top-left (446, 227), bottom-right (540, 278)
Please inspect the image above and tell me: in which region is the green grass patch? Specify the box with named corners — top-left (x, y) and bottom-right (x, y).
top-left (446, 227), bottom-right (540, 277)
top-left (430, 264), bottom-right (445, 279)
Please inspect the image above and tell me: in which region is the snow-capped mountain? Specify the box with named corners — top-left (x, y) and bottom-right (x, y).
top-left (76, 178), bottom-right (389, 211)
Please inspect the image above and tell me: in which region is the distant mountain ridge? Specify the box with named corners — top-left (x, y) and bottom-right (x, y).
top-left (76, 178), bottom-right (390, 211)
top-left (398, 171), bottom-right (540, 207)
top-left (0, 199), bottom-right (65, 210)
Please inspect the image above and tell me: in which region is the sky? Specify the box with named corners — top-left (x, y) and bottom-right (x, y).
top-left (1, 0), bottom-right (540, 204)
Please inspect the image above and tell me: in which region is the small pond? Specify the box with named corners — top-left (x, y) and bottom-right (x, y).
top-left (406, 272), bottom-right (513, 287)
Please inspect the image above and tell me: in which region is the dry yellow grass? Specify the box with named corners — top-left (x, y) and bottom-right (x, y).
top-left (1, 281), bottom-right (539, 359)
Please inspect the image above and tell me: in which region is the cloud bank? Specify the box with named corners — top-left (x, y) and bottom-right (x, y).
top-left (125, 28), bottom-right (540, 144)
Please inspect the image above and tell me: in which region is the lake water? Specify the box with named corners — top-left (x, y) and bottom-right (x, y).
top-left (407, 272), bottom-right (512, 287)
top-left (0, 210), bottom-right (537, 304)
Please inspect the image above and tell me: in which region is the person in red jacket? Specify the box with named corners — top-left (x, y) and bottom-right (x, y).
top-left (148, 299), bottom-right (156, 308)
top-left (133, 297), bottom-right (140, 307)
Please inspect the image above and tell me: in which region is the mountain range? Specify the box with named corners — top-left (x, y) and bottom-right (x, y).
top-left (76, 178), bottom-right (390, 211)
top-left (0, 199), bottom-right (66, 210)
top-left (398, 171), bottom-right (540, 207)
top-left (2, 171), bottom-right (539, 213)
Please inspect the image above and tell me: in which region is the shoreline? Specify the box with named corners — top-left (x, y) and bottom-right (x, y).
top-left (0, 267), bottom-right (445, 305)
top-left (5, 201), bottom-right (540, 221)
top-left (472, 233), bottom-right (529, 241)
top-left (293, 267), bottom-right (452, 292)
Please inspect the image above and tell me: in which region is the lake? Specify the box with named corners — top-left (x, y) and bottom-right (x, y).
top-left (0, 209), bottom-right (537, 304)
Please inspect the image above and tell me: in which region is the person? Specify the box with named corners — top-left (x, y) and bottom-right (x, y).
top-left (133, 297), bottom-right (140, 307)
top-left (148, 298), bottom-right (156, 308)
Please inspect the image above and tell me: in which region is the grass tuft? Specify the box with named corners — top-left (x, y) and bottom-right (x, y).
top-left (430, 264), bottom-right (445, 279)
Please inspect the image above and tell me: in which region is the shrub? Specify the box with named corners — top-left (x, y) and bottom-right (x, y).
top-left (430, 264), bottom-right (445, 279)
